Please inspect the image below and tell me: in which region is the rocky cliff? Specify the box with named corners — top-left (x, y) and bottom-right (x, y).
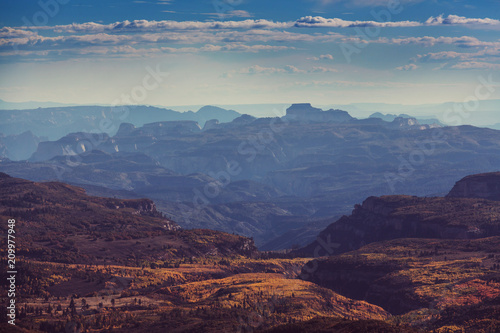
top-left (447, 172), bottom-right (500, 201)
top-left (296, 194), bottom-right (500, 257)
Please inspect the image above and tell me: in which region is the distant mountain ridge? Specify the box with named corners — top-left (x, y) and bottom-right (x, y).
top-left (0, 104), bottom-right (241, 141)
top-left (369, 112), bottom-right (444, 126)
top-left (0, 98), bottom-right (78, 110)
top-left (3, 105), bottom-right (500, 249)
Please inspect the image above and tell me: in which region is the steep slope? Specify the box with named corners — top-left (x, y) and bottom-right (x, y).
top-left (300, 237), bottom-right (500, 316)
top-left (297, 195), bottom-right (500, 257)
top-left (447, 171), bottom-right (500, 200)
top-left (0, 173), bottom-right (258, 265)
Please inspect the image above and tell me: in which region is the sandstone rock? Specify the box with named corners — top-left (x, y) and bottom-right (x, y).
top-left (447, 172), bottom-right (500, 201)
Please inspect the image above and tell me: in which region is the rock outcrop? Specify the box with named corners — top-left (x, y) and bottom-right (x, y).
top-left (447, 172), bottom-right (500, 201)
top-left (285, 103), bottom-right (354, 123)
top-left (296, 194), bottom-right (500, 257)
top-left (202, 119), bottom-right (219, 131)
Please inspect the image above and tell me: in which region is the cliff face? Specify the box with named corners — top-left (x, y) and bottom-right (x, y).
top-left (447, 172), bottom-right (500, 201)
top-left (297, 195), bottom-right (500, 257)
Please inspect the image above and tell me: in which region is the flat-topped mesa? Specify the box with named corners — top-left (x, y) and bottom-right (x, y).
top-left (286, 103), bottom-right (323, 114)
top-left (285, 103), bottom-right (353, 123)
top-left (447, 172), bottom-right (500, 201)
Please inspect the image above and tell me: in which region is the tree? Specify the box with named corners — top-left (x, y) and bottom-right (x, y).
top-left (81, 298), bottom-right (88, 311)
top-left (69, 298), bottom-right (77, 316)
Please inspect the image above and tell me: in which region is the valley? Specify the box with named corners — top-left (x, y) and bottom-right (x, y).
top-left (2, 171), bottom-right (500, 332)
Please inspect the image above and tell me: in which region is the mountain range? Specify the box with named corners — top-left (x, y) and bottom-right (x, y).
top-left (2, 103), bottom-right (500, 249)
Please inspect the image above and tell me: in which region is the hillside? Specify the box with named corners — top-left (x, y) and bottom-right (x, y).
top-left (258, 316), bottom-right (418, 333)
top-left (0, 174), bottom-right (411, 333)
top-left (300, 237), bottom-right (500, 331)
top-left (297, 194), bottom-right (500, 257)
top-left (447, 172), bottom-right (500, 200)
top-left (0, 173), bottom-right (258, 265)
top-left (2, 173), bottom-right (500, 331)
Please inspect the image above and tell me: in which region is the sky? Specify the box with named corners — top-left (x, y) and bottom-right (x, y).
top-left (0, 0), bottom-right (499, 107)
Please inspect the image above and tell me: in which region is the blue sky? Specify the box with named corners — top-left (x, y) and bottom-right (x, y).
top-left (0, 0), bottom-right (499, 107)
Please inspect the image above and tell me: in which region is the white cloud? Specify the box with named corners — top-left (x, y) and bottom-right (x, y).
top-left (395, 63), bottom-right (418, 71)
top-left (295, 14), bottom-right (500, 29)
top-left (309, 54), bottom-right (334, 61)
top-left (409, 49), bottom-right (500, 71)
top-left (51, 19), bottom-right (292, 33)
top-left (411, 49), bottom-right (500, 62)
top-left (320, 54), bottom-right (334, 60)
top-left (374, 36), bottom-right (500, 48)
top-left (12, 14), bottom-right (499, 39)
top-left (294, 16), bottom-right (421, 28)
top-left (196, 44), bottom-right (294, 53)
top-left (0, 29), bottom-right (312, 54)
top-left (449, 61), bottom-right (500, 70)
top-left (239, 65), bottom-right (339, 75)
top-left (240, 65), bottom-right (285, 75)
top-left (313, 0), bottom-right (424, 7)
top-left (284, 65), bottom-right (306, 73)
top-left (311, 66), bottom-right (338, 72)
top-left (228, 10), bottom-right (253, 18)
top-left (205, 10), bottom-right (253, 19)
top-left (3, 15), bottom-right (500, 62)
top-left (412, 51), bottom-right (469, 62)
top-left (240, 65), bottom-right (306, 75)
top-left (0, 27), bottom-right (38, 38)
top-left (426, 15), bottom-right (500, 27)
